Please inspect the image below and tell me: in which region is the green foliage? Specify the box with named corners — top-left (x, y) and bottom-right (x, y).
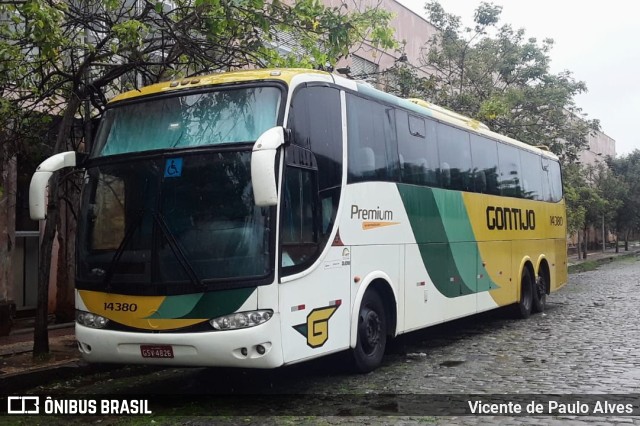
top-left (0, 0), bottom-right (394, 353)
top-left (0, 0), bottom-right (395, 154)
top-left (606, 151), bottom-right (640, 237)
top-left (388, 1), bottom-right (598, 162)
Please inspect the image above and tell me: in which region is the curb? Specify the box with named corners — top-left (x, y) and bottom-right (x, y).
top-left (568, 250), bottom-right (639, 274)
top-left (0, 361), bottom-right (114, 394)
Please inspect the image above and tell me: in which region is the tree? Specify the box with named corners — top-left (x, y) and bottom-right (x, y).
top-left (0, 0), bottom-right (395, 355)
top-left (386, 1), bottom-right (599, 162)
top-left (588, 162), bottom-right (625, 252)
top-left (607, 151), bottom-right (640, 250)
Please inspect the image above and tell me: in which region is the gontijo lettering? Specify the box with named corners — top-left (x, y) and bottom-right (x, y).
top-left (486, 206), bottom-right (536, 230)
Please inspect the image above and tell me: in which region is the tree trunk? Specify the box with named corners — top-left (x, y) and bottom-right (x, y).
top-left (625, 230), bottom-right (629, 251)
top-left (615, 232), bottom-right (619, 253)
top-left (55, 176), bottom-right (79, 323)
top-left (582, 227), bottom-right (588, 259)
top-left (34, 95), bottom-right (81, 356)
top-left (0, 150), bottom-right (17, 335)
top-left (576, 231), bottom-right (582, 260)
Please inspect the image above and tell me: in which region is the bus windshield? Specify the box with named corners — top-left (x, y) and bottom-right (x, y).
top-left (92, 86), bottom-right (282, 157)
top-left (77, 151), bottom-right (271, 291)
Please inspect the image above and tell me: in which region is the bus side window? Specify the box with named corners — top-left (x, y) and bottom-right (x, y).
top-left (397, 110), bottom-right (438, 186)
top-left (520, 150), bottom-right (543, 200)
top-left (497, 142), bottom-right (522, 198)
top-left (347, 94), bottom-right (399, 182)
top-left (437, 123), bottom-right (472, 191)
top-left (470, 134), bottom-right (500, 195)
top-left (542, 157), bottom-right (563, 202)
top-left (281, 165), bottom-right (318, 270)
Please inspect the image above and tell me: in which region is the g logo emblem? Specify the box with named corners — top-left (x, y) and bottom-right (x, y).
top-left (293, 305), bottom-right (339, 348)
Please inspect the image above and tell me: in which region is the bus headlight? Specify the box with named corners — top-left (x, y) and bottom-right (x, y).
top-left (210, 310), bottom-right (273, 331)
top-left (76, 310), bottom-right (109, 329)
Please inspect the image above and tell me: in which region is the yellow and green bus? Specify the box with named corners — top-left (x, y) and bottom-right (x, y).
top-left (30, 68), bottom-right (567, 372)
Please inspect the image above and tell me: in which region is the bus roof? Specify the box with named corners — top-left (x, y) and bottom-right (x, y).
top-left (110, 68), bottom-right (559, 161)
top-left (109, 68), bottom-right (328, 104)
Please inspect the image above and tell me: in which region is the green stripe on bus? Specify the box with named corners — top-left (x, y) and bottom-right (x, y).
top-left (147, 287), bottom-right (255, 319)
top-left (398, 184), bottom-right (498, 298)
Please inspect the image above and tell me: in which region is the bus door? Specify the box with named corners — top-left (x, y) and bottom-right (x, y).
top-left (277, 146), bottom-right (351, 365)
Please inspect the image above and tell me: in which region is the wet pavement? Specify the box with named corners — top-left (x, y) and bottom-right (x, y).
top-left (1, 248), bottom-right (640, 425)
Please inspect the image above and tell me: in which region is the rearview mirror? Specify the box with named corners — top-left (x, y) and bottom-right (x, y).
top-left (251, 127), bottom-right (286, 207)
top-left (29, 151), bottom-right (80, 220)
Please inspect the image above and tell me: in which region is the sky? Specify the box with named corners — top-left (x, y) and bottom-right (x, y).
top-left (395, 0), bottom-right (639, 156)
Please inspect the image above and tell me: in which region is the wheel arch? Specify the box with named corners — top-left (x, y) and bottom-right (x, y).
top-left (350, 273), bottom-right (398, 349)
top-left (517, 256), bottom-right (535, 294)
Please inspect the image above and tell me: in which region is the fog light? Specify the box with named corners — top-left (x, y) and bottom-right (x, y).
top-left (241, 347), bottom-right (248, 356)
top-left (256, 344), bottom-right (265, 355)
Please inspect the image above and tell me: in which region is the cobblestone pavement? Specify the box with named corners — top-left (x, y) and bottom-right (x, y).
top-left (18, 255), bottom-right (640, 425)
top-left (283, 255), bottom-right (640, 425)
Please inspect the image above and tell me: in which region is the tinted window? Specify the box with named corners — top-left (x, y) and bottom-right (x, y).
top-left (285, 86), bottom-right (344, 275)
top-left (397, 110), bottom-right (438, 186)
top-left (437, 123), bottom-right (472, 191)
top-left (542, 157), bottom-right (563, 202)
top-left (289, 86), bottom-right (343, 191)
top-left (95, 87), bottom-right (281, 157)
top-left (497, 143), bottom-right (522, 198)
top-left (347, 94), bottom-right (399, 182)
top-left (470, 135), bottom-right (500, 195)
top-left (520, 150), bottom-right (543, 200)
top-left (281, 166), bottom-right (318, 272)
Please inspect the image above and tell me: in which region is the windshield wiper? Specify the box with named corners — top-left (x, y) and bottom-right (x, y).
top-left (102, 209), bottom-right (144, 292)
top-left (153, 212), bottom-right (206, 291)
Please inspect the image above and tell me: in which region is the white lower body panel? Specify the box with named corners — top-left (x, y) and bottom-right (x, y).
top-left (75, 314), bottom-right (284, 369)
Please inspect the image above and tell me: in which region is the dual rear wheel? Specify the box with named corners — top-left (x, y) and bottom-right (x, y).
top-left (514, 267), bottom-right (547, 319)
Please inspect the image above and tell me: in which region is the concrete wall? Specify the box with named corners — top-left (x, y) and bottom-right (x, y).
top-left (323, 0), bottom-right (438, 77)
top-left (578, 129), bottom-right (616, 166)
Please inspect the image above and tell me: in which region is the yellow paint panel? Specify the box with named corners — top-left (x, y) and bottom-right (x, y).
top-left (110, 69), bottom-right (328, 103)
top-left (478, 241), bottom-right (514, 306)
top-left (462, 193), bottom-right (568, 304)
top-left (78, 290), bottom-right (204, 330)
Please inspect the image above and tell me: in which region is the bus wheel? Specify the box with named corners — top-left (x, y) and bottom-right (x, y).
top-left (353, 290), bottom-right (387, 373)
top-left (532, 272), bottom-right (547, 313)
top-left (513, 268), bottom-right (533, 319)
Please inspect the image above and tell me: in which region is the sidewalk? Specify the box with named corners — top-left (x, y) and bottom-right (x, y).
top-left (0, 318), bottom-right (86, 394)
top-left (1, 247), bottom-right (638, 394)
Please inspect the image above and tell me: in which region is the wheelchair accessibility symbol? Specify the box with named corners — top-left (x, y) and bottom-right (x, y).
top-left (164, 158), bottom-right (183, 178)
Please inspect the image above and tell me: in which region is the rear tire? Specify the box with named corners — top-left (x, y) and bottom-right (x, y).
top-left (353, 291), bottom-right (387, 373)
top-left (513, 268), bottom-right (533, 319)
top-left (532, 271), bottom-right (547, 313)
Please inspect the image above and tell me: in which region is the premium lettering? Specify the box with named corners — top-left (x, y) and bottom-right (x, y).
top-left (350, 204), bottom-right (393, 221)
top-left (486, 206), bottom-right (535, 230)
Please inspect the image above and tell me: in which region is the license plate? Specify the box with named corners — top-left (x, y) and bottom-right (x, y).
top-left (140, 345), bottom-right (174, 358)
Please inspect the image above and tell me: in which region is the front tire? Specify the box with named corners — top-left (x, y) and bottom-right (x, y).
top-left (353, 291), bottom-right (387, 373)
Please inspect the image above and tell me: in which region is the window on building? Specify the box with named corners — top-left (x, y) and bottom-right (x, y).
top-left (351, 56), bottom-right (379, 79)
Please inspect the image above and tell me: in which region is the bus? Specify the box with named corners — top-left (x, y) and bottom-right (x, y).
top-left (30, 68), bottom-right (567, 372)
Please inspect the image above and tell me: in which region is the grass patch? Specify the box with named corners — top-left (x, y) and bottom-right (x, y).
top-left (568, 260), bottom-right (598, 274)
